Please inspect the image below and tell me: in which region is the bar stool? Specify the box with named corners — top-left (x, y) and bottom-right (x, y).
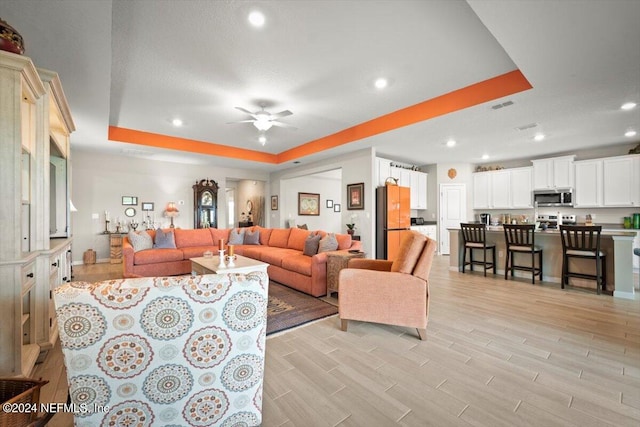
top-left (460, 223), bottom-right (496, 276)
top-left (503, 224), bottom-right (542, 284)
top-left (559, 225), bottom-right (606, 294)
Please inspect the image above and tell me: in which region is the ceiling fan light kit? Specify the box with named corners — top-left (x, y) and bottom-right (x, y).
top-left (228, 106), bottom-right (296, 140)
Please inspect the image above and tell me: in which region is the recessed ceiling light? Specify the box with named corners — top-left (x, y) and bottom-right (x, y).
top-left (172, 118), bottom-right (183, 127)
top-left (446, 139), bottom-right (456, 147)
top-left (533, 133), bottom-right (545, 141)
top-left (248, 11), bottom-right (265, 27)
top-left (481, 154), bottom-right (489, 160)
top-left (621, 102), bottom-right (637, 110)
top-left (625, 129), bottom-right (637, 138)
top-left (258, 135), bottom-right (267, 145)
top-left (374, 78), bottom-right (388, 89)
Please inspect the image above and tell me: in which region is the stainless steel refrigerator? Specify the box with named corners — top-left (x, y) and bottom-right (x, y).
top-left (376, 185), bottom-right (411, 260)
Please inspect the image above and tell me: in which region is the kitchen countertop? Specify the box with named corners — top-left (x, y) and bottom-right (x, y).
top-left (447, 224), bottom-right (638, 236)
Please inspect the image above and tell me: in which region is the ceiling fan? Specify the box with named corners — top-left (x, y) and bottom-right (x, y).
top-left (228, 107), bottom-right (296, 131)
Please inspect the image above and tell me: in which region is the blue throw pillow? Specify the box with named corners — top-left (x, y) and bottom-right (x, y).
top-left (154, 228), bottom-right (176, 249)
top-left (244, 229), bottom-right (261, 245)
top-left (228, 228), bottom-right (245, 245)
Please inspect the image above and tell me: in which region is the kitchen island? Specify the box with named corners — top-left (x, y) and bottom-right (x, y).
top-left (449, 226), bottom-right (636, 299)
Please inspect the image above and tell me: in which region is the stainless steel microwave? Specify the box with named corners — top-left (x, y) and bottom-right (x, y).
top-left (533, 188), bottom-right (573, 207)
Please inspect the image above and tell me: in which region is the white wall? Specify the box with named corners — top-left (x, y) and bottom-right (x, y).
top-left (71, 149), bottom-right (268, 263)
top-left (270, 148), bottom-right (375, 256)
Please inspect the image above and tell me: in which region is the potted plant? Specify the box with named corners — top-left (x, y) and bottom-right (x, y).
top-left (346, 223), bottom-right (355, 235)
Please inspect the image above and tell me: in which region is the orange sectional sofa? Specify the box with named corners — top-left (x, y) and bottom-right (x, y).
top-left (122, 226), bottom-right (361, 297)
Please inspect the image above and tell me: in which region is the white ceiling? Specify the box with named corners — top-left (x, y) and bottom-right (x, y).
top-left (2, 0), bottom-right (639, 172)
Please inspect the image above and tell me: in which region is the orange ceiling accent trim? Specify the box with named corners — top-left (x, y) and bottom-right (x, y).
top-left (108, 126), bottom-right (278, 164)
top-left (276, 69), bottom-right (532, 162)
top-left (109, 70), bottom-right (530, 165)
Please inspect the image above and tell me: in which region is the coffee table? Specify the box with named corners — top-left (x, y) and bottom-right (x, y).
top-left (191, 254), bottom-right (268, 275)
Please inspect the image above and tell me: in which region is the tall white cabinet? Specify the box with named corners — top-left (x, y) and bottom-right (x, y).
top-left (376, 157), bottom-right (428, 209)
top-left (0, 51), bottom-right (75, 376)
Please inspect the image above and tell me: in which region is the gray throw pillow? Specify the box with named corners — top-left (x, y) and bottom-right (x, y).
top-left (318, 233), bottom-right (339, 253)
top-left (303, 233), bottom-right (322, 256)
top-left (228, 228), bottom-right (245, 245)
top-left (154, 228), bottom-right (176, 249)
top-left (128, 230), bottom-right (153, 252)
top-left (244, 229), bottom-right (260, 245)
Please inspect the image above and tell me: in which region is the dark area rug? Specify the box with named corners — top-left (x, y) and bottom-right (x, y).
top-left (267, 281), bottom-right (338, 335)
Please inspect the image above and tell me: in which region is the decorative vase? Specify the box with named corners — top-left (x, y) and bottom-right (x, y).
top-left (347, 229), bottom-right (354, 235)
top-left (0, 18), bottom-right (25, 55)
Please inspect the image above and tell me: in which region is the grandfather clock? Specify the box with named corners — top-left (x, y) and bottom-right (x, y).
top-left (193, 179), bottom-right (218, 228)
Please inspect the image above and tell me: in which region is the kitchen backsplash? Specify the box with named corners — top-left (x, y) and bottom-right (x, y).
top-left (475, 207), bottom-right (640, 225)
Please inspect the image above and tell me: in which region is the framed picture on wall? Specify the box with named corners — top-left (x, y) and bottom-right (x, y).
top-left (122, 196), bottom-right (138, 206)
top-left (334, 204), bottom-right (341, 212)
top-left (347, 183), bottom-right (364, 210)
top-left (298, 192), bottom-right (320, 216)
top-left (141, 202), bottom-right (154, 211)
top-left (271, 195), bottom-right (278, 210)
top-left (326, 199), bottom-right (333, 208)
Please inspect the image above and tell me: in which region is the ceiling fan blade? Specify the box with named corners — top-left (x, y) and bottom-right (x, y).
top-left (270, 110), bottom-right (293, 119)
top-left (271, 121), bottom-right (297, 130)
top-left (226, 119), bottom-right (256, 124)
top-left (235, 106), bottom-right (258, 117)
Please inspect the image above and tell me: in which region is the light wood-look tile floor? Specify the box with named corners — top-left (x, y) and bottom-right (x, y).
top-left (35, 258), bottom-right (640, 426)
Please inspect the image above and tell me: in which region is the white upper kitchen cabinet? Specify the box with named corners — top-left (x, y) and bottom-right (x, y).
top-left (490, 170), bottom-right (511, 208)
top-left (532, 155), bottom-right (575, 189)
top-left (410, 171), bottom-right (428, 210)
top-left (510, 167), bottom-right (533, 208)
top-left (390, 166), bottom-right (411, 187)
top-left (377, 158), bottom-right (392, 186)
top-left (574, 159), bottom-right (603, 208)
top-left (603, 155), bottom-right (640, 207)
top-left (472, 172), bottom-right (491, 209)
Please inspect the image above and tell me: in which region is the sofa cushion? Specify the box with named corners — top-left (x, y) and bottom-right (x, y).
top-left (303, 233), bottom-right (322, 256)
top-left (336, 233), bottom-right (353, 250)
top-left (260, 247), bottom-right (297, 267)
top-left (241, 245), bottom-right (265, 260)
top-left (244, 228), bottom-right (261, 245)
top-left (318, 233), bottom-right (339, 252)
top-left (174, 229), bottom-right (214, 247)
top-left (134, 248), bottom-right (184, 265)
top-left (288, 227), bottom-right (310, 251)
top-left (391, 232), bottom-right (428, 274)
top-left (281, 254), bottom-right (313, 276)
top-left (255, 226), bottom-right (272, 246)
top-left (209, 228), bottom-right (230, 245)
top-left (128, 230), bottom-right (153, 252)
top-left (154, 228), bottom-right (176, 249)
top-left (269, 228), bottom-right (291, 248)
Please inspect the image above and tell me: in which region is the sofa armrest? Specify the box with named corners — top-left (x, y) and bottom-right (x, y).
top-left (122, 237), bottom-right (136, 278)
top-left (347, 258), bottom-right (392, 271)
top-left (349, 240), bottom-right (362, 251)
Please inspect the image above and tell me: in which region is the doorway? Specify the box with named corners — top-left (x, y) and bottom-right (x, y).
top-left (439, 183), bottom-right (467, 255)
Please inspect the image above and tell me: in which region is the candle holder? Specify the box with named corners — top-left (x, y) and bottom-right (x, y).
top-left (130, 220), bottom-right (139, 231)
top-left (104, 220), bottom-right (110, 234)
top-left (218, 250), bottom-right (226, 268)
top-left (225, 254), bottom-right (236, 267)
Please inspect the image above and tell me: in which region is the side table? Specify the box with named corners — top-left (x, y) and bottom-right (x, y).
top-left (326, 250), bottom-right (365, 297)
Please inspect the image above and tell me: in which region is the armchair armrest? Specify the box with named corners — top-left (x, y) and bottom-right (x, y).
top-left (347, 258), bottom-right (392, 271)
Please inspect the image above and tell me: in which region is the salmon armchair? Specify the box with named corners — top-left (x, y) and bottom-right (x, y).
top-left (338, 231), bottom-right (437, 340)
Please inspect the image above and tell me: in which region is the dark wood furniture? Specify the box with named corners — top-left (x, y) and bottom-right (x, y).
top-left (460, 223), bottom-right (496, 276)
top-left (559, 225), bottom-right (607, 294)
top-left (503, 224), bottom-right (542, 284)
top-left (193, 179), bottom-right (218, 228)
